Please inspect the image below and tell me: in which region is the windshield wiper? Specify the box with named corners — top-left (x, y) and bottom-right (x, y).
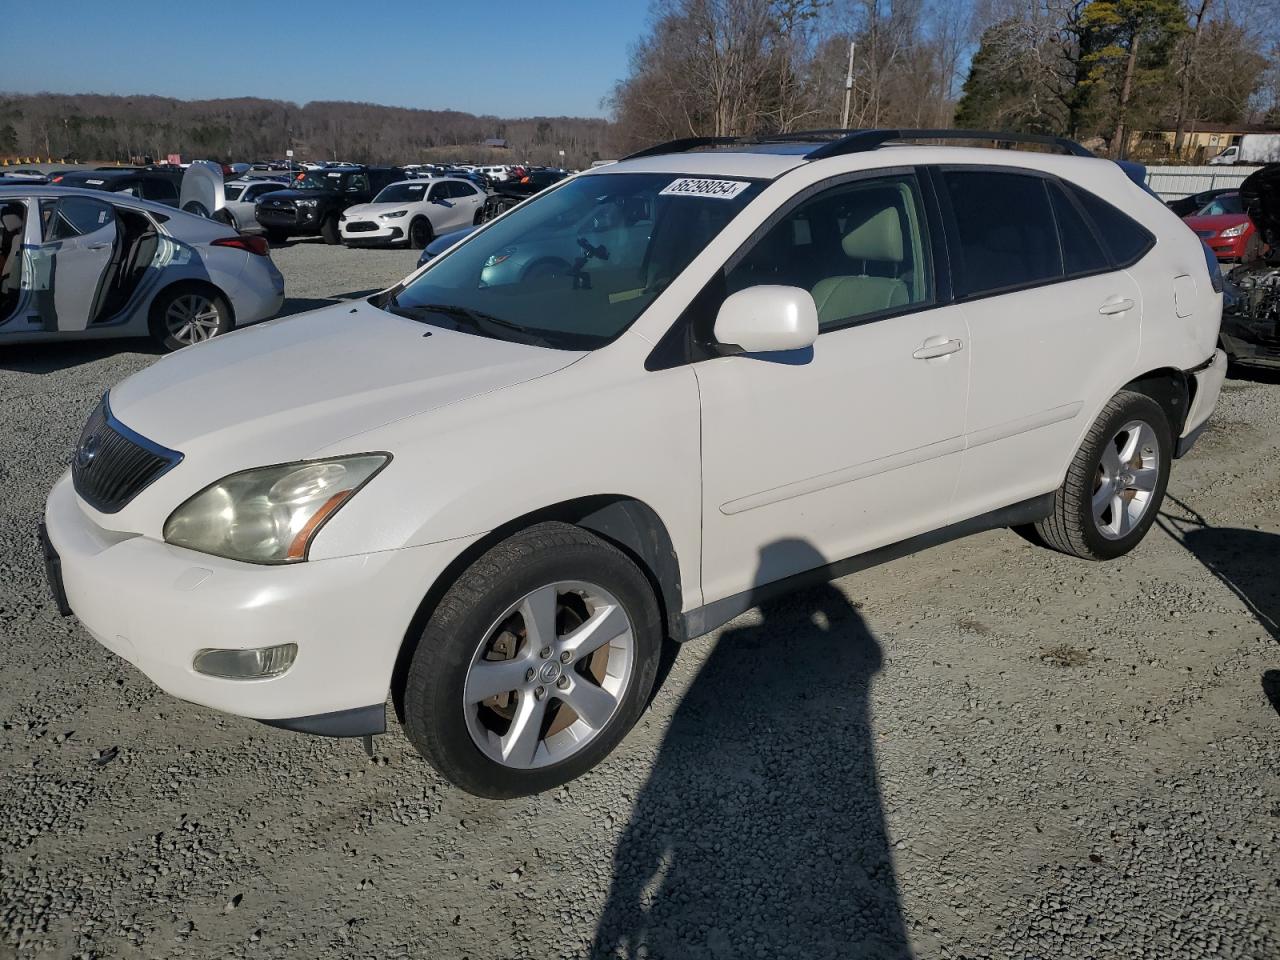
top-left (386, 299), bottom-right (552, 347)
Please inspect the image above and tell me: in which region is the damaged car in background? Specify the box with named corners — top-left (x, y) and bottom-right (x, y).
top-left (1220, 164), bottom-right (1280, 370)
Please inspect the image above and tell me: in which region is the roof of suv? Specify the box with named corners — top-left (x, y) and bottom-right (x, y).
top-left (590, 128), bottom-right (1110, 182)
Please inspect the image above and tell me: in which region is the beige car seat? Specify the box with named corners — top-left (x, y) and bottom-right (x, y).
top-left (810, 207), bottom-right (909, 326)
top-left (0, 207), bottom-right (26, 296)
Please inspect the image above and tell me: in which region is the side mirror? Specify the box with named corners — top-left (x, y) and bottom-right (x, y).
top-left (713, 285), bottom-right (818, 354)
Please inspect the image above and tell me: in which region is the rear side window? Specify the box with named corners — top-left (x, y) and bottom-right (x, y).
top-left (45, 196), bottom-right (115, 240)
top-left (141, 178), bottom-right (177, 202)
top-left (224, 185), bottom-right (245, 201)
top-left (1067, 184), bottom-right (1154, 266)
top-left (941, 170), bottom-right (1061, 298)
top-left (1048, 182), bottom-right (1109, 276)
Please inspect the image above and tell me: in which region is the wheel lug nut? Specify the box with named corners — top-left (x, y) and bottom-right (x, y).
top-left (556, 676), bottom-right (569, 690)
top-left (525, 668), bottom-right (536, 683)
top-left (559, 651), bottom-right (571, 663)
top-left (534, 686), bottom-right (546, 700)
top-left (539, 646), bottom-right (552, 659)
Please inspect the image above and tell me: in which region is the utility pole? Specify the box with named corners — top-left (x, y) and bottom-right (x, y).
top-left (840, 41), bottom-right (856, 130)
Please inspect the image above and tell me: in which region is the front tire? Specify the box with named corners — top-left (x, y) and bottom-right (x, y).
top-left (402, 522), bottom-right (662, 798)
top-left (320, 215), bottom-right (341, 245)
top-left (1033, 390), bottom-right (1171, 560)
top-left (408, 217), bottom-right (432, 250)
top-left (148, 285), bottom-right (232, 351)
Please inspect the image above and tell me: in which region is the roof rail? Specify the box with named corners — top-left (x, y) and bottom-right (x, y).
top-left (619, 128), bottom-right (1095, 163)
top-left (804, 129), bottom-right (1094, 160)
top-left (622, 136), bottom-right (740, 161)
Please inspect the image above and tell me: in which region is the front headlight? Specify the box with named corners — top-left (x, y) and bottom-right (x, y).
top-left (1219, 222), bottom-right (1248, 238)
top-left (379, 210), bottom-right (408, 220)
top-left (295, 198), bottom-right (319, 208)
top-left (163, 454), bottom-right (390, 564)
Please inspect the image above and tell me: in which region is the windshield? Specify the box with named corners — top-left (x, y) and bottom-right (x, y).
top-left (375, 181), bottom-right (429, 204)
top-left (291, 170), bottom-right (348, 191)
top-left (1197, 194), bottom-right (1243, 216)
top-left (385, 172), bottom-right (764, 349)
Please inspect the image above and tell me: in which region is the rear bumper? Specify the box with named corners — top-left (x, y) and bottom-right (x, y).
top-left (1177, 349), bottom-right (1228, 457)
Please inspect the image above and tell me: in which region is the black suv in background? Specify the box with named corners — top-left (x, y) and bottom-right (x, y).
top-left (254, 165), bottom-right (404, 243)
top-left (49, 167), bottom-right (185, 206)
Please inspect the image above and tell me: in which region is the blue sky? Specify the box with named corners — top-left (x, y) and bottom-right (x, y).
top-left (2, 0), bottom-right (652, 118)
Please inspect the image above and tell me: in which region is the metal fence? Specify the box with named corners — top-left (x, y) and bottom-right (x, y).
top-left (1144, 165), bottom-right (1262, 200)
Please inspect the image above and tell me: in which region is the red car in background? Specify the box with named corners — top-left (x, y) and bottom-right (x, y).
top-left (1183, 191), bottom-right (1262, 261)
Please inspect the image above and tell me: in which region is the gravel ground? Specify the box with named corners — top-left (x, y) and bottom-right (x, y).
top-left (1, 241), bottom-right (1277, 959)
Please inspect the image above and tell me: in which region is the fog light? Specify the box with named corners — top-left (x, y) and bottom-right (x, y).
top-left (193, 644), bottom-right (297, 679)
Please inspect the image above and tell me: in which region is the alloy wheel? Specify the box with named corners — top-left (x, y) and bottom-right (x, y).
top-left (164, 294), bottom-right (222, 345)
top-left (1092, 419), bottom-right (1160, 540)
top-left (462, 581), bottom-right (634, 769)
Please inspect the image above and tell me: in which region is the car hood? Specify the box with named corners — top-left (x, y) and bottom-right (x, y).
top-left (1183, 213), bottom-right (1249, 233)
top-left (342, 201), bottom-right (410, 218)
top-left (1241, 163), bottom-right (1280, 252)
top-left (107, 300), bottom-right (584, 468)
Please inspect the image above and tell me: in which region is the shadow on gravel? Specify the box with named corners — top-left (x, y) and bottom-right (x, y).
top-left (0, 337), bottom-right (160, 372)
top-left (1158, 495), bottom-right (1280, 717)
top-left (593, 539), bottom-right (911, 960)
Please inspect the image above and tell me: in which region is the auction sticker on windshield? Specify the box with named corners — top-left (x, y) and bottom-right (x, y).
top-left (660, 178), bottom-right (751, 199)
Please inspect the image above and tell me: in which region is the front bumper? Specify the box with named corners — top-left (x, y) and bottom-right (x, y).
top-left (340, 220), bottom-right (406, 245)
top-left (1206, 235), bottom-right (1248, 260)
top-left (43, 473), bottom-right (477, 733)
top-left (1176, 349), bottom-right (1228, 457)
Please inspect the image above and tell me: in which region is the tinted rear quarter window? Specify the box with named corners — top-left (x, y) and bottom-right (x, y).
top-left (941, 170), bottom-right (1062, 298)
top-left (1047, 182), bottom-right (1110, 276)
top-left (1067, 184), bottom-right (1154, 266)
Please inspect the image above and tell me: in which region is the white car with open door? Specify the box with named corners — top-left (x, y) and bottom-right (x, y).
top-left (0, 185), bottom-right (284, 350)
top-left (339, 177), bottom-right (486, 248)
top-left (43, 130), bottom-right (1225, 798)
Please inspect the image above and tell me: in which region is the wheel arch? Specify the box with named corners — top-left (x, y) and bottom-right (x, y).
top-left (389, 494), bottom-right (684, 723)
top-left (1122, 367), bottom-right (1191, 439)
top-left (147, 277), bottom-right (236, 332)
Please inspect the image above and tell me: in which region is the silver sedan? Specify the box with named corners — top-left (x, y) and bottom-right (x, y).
top-left (0, 185), bottom-right (285, 351)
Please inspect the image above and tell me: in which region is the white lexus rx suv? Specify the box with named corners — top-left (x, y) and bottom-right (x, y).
top-left (42, 130), bottom-right (1227, 798)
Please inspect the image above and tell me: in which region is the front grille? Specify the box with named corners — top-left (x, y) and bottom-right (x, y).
top-left (256, 201), bottom-right (297, 224)
top-left (345, 221), bottom-right (377, 232)
top-left (71, 396), bottom-right (183, 514)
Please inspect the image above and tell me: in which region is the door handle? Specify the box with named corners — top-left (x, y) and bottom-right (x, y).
top-left (913, 337), bottom-right (963, 360)
top-left (1098, 297), bottom-right (1135, 316)
top-left (86, 242), bottom-right (111, 251)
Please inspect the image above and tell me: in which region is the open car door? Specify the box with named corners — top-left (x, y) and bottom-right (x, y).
top-left (179, 160), bottom-right (226, 219)
top-left (30, 196), bottom-right (120, 333)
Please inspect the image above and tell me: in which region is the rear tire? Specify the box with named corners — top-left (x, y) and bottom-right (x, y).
top-left (148, 285), bottom-right (232, 351)
top-left (1032, 390), bottom-right (1171, 561)
top-left (320, 215), bottom-right (341, 245)
top-left (402, 522), bottom-right (662, 798)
